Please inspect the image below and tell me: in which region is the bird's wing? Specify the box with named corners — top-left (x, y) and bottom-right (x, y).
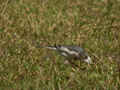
top-left (65, 46), bottom-right (88, 58)
top-left (63, 46), bottom-right (84, 53)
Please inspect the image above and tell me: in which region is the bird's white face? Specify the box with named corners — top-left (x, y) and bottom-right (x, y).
top-left (84, 56), bottom-right (92, 64)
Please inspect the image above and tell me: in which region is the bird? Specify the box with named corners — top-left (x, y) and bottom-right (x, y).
top-left (39, 44), bottom-right (92, 64)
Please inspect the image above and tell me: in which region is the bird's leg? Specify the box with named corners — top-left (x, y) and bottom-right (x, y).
top-left (68, 60), bottom-right (79, 68)
top-left (69, 60), bottom-right (89, 71)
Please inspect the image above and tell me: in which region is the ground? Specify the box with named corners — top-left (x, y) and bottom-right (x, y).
top-left (0, 0), bottom-right (120, 90)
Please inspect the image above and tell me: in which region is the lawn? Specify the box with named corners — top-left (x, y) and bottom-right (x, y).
top-left (0, 0), bottom-right (120, 90)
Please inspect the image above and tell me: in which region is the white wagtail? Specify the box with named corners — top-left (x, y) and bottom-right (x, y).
top-left (40, 45), bottom-right (92, 64)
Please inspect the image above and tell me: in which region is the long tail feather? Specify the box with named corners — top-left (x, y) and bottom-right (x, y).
top-left (36, 45), bottom-right (57, 50)
top-left (44, 46), bottom-right (57, 50)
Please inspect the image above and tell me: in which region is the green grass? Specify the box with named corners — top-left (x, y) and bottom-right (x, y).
top-left (0, 0), bottom-right (120, 90)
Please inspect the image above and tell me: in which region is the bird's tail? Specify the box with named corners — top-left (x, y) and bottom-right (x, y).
top-left (36, 45), bottom-right (57, 50)
top-left (44, 46), bottom-right (57, 50)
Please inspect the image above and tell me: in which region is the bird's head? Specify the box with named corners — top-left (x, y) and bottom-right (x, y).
top-left (84, 56), bottom-right (92, 64)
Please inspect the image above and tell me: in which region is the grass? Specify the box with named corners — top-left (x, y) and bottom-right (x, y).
top-left (0, 0), bottom-right (120, 90)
